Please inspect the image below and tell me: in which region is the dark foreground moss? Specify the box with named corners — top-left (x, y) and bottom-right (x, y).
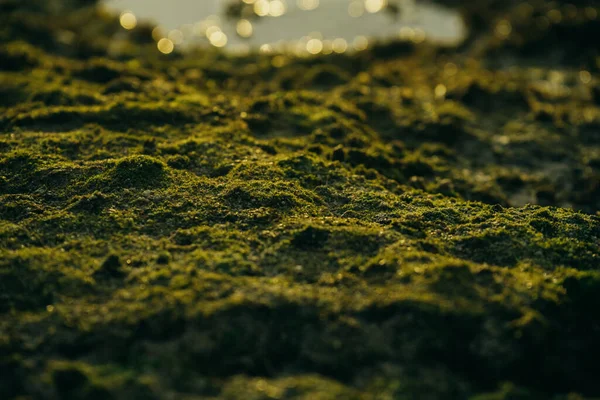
top-left (1, 0), bottom-right (600, 399)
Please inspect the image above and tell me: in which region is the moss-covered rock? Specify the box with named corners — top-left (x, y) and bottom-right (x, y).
top-left (1, 1), bottom-right (600, 399)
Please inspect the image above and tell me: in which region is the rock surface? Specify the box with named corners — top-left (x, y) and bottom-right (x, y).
top-left (1, 0), bottom-right (600, 398)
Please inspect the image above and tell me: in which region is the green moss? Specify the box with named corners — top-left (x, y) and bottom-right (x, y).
top-left (1, 1), bottom-right (600, 399)
top-left (110, 155), bottom-right (168, 188)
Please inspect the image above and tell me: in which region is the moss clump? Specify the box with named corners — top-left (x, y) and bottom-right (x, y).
top-left (109, 155), bottom-right (168, 189)
top-left (68, 192), bottom-right (111, 213)
top-left (1, 1), bottom-right (600, 399)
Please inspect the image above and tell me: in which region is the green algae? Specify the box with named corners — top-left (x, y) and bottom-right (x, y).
top-left (1, 0), bottom-right (600, 399)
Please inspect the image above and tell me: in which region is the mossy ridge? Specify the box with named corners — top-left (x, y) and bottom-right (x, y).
top-left (2, 261), bottom-right (599, 398)
top-left (1, 181), bottom-right (598, 398)
top-left (2, 0), bottom-right (600, 399)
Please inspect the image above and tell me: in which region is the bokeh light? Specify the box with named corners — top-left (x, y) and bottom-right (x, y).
top-left (332, 38), bottom-right (348, 53)
top-left (254, 0), bottom-right (270, 16)
top-left (353, 35), bottom-right (369, 51)
top-left (348, 1), bottom-right (365, 18)
top-left (297, 0), bottom-right (319, 11)
top-left (236, 19), bottom-right (254, 38)
top-left (306, 38), bottom-right (323, 54)
top-left (119, 11), bottom-right (137, 30)
top-left (364, 0), bottom-right (387, 14)
top-left (209, 31), bottom-right (228, 47)
top-left (269, 0), bottom-right (286, 17)
top-left (157, 38), bottom-right (174, 54)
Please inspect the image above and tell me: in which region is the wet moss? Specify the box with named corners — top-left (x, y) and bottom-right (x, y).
top-left (1, 1), bottom-right (600, 399)
top-left (68, 192), bottom-right (111, 214)
top-left (109, 155), bottom-right (168, 188)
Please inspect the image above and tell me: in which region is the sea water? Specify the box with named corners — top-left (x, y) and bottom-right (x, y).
top-left (103, 0), bottom-right (465, 54)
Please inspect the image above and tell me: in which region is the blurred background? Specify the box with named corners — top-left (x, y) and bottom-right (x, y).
top-left (102, 0), bottom-right (466, 55)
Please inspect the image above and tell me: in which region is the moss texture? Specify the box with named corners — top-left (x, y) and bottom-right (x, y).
top-left (1, 0), bottom-right (600, 398)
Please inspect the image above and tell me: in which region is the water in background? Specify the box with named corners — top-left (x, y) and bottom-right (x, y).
top-left (103, 0), bottom-right (465, 55)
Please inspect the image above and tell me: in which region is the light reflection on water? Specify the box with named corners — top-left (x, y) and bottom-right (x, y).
top-left (103, 0), bottom-right (465, 54)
